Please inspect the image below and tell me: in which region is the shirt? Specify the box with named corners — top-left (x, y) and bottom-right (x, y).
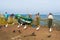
top-left (48, 15), bottom-right (53, 19)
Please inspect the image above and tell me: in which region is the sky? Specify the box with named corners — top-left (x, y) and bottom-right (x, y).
top-left (0, 0), bottom-right (60, 15)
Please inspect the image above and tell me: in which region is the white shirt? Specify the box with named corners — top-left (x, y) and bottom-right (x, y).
top-left (48, 15), bottom-right (53, 19)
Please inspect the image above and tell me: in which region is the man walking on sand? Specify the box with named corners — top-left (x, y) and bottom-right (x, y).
top-left (48, 13), bottom-right (54, 32)
top-left (34, 13), bottom-right (40, 31)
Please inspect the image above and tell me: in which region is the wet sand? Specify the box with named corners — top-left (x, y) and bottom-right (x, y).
top-left (0, 24), bottom-right (60, 40)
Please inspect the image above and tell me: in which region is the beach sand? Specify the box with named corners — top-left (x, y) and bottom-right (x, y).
top-left (0, 24), bottom-right (60, 40)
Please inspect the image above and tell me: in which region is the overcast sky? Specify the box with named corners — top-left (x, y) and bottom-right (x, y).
top-left (0, 0), bottom-right (60, 15)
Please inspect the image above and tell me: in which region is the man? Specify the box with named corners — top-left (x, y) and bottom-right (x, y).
top-left (23, 14), bottom-right (33, 29)
top-left (4, 12), bottom-right (8, 21)
top-left (5, 14), bottom-right (14, 27)
top-left (34, 13), bottom-right (40, 30)
top-left (48, 13), bottom-right (54, 32)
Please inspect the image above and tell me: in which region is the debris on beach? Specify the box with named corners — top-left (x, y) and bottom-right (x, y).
top-left (11, 35), bottom-right (22, 40)
top-left (13, 30), bottom-right (16, 33)
top-left (17, 29), bottom-right (21, 33)
top-left (47, 34), bottom-right (51, 38)
top-left (31, 32), bottom-right (36, 36)
top-left (24, 32), bottom-right (36, 37)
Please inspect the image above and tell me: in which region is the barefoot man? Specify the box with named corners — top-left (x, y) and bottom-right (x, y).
top-left (34, 13), bottom-right (40, 30)
top-left (48, 13), bottom-right (54, 32)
